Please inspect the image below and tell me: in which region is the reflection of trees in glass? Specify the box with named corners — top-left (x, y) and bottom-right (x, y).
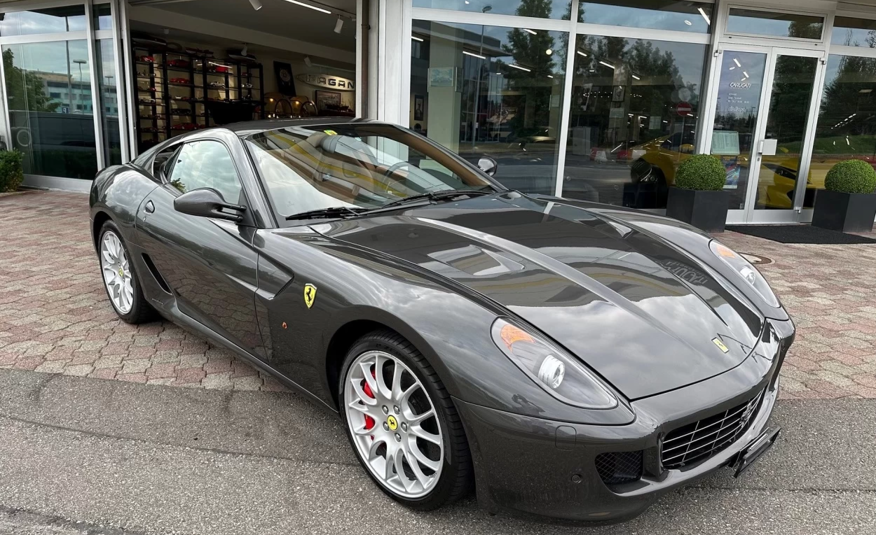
top-left (501, 0), bottom-right (557, 137)
top-left (817, 56), bottom-right (876, 156)
top-left (3, 49), bottom-right (60, 113)
top-left (767, 56), bottom-right (816, 144)
top-left (570, 36), bottom-right (699, 143)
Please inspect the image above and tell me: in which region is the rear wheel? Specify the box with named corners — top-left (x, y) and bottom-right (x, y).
top-left (98, 221), bottom-right (156, 324)
top-left (339, 331), bottom-right (471, 510)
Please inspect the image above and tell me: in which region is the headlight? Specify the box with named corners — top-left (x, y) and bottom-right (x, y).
top-left (709, 240), bottom-right (779, 307)
top-left (491, 319), bottom-right (618, 409)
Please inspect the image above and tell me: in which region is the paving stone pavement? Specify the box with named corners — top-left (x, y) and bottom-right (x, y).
top-left (1, 190), bottom-right (875, 399)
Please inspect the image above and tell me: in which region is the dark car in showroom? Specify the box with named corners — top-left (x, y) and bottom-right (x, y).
top-left (89, 117), bottom-right (794, 523)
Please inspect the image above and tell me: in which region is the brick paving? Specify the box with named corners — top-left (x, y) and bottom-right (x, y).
top-left (1, 190), bottom-right (875, 399)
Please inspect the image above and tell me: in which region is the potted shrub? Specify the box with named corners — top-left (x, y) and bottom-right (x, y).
top-left (0, 150), bottom-right (23, 193)
top-left (812, 159), bottom-right (876, 233)
top-left (665, 154), bottom-right (729, 233)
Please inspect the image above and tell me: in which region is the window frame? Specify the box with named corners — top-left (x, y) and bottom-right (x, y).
top-left (165, 138), bottom-right (250, 209)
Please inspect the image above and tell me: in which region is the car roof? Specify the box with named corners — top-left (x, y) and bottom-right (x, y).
top-left (225, 116), bottom-right (382, 137)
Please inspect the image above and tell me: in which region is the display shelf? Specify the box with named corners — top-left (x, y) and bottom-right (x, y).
top-left (132, 44), bottom-right (264, 152)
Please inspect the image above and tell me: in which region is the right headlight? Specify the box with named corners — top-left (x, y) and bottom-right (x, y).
top-left (491, 318), bottom-right (618, 409)
top-left (709, 240), bottom-right (780, 307)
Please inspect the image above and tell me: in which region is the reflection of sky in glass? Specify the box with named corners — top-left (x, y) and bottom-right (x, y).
top-left (428, 21), bottom-right (567, 75)
top-left (726, 10), bottom-right (822, 39)
top-left (831, 18), bottom-right (876, 47)
top-left (0, 8), bottom-right (86, 37)
top-left (714, 52), bottom-right (765, 121)
top-left (7, 41), bottom-right (92, 82)
top-left (414, 0), bottom-right (571, 19)
top-left (579, 1), bottom-right (711, 33)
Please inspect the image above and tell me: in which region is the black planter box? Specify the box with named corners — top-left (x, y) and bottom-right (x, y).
top-left (812, 189), bottom-right (876, 233)
top-left (666, 188), bottom-right (729, 233)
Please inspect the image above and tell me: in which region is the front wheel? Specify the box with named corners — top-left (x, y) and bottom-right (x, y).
top-left (339, 331), bottom-right (471, 510)
top-left (98, 221), bottom-right (156, 324)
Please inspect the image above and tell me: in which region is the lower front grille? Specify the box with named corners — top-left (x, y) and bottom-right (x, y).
top-left (595, 451), bottom-right (643, 485)
top-left (661, 390), bottom-right (763, 469)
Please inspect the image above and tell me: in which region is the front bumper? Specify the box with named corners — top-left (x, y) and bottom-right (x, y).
top-left (456, 318), bottom-right (794, 523)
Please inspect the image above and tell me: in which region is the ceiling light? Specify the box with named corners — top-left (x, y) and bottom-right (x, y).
top-left (860, 89), bottom-right (872, 93)
top-left (545, 48), bottom-right (552, 55)
top-left (508, 63), bottom-right (531, 72)
top-left (743, 71), bottom-right (749, 78)
top-left (632, 74), bottom-right (640, 80)
top-left (547, 75), bottom-right (553, 78)
top-left (576, 50), bottom-right (588, 57)
top-left (599, 60), bottom-right (615, 70)
top-left (411, 35), bottom-right (423, 42)
top-left (684, 19), bottom-right (692, 26)
top-left (729, 66), bottom-right (736, 70)
top-left (463, 50), bottom-right (486, 60)
top-left (285, 0), bottom-right (331, 15)
top-left (733, 58), bottom-right (741, 67)
top-left (698, 7), bottom-right (711, 25)
top-left (249, 0), bottom-right (262, 10)
top-left (334, 16), bottom-right (344, 33)
top-left (523, 28), bottom-right (537, 35)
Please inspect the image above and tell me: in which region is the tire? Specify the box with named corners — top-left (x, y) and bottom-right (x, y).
top-left (339, 330), bottom-right (472, 510)
top-left (98, 221), bottom-right (156, 324)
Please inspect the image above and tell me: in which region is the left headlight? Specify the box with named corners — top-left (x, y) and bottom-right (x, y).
top-left (709, 240), bottom-right (779, 307)
top-left (491, 318), bottom-right (618, 409)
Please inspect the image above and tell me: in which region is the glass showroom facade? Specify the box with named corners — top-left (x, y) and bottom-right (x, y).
top-left (397, 0), bottom-right (876, 224)
top-left (4, 0), bottom-right (876, 226)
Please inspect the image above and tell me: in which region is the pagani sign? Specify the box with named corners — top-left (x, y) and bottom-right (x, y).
top-left (296, 73), bottom-right (356, 91)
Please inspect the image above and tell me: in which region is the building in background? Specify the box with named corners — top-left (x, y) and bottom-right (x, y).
top-left (1, 0), bottom-right (876, 227)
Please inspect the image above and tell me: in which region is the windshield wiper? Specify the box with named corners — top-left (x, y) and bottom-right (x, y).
top-left (374, 189), bottom-right (493, 211)
top-left (286, 206), bottom-right (367, 220)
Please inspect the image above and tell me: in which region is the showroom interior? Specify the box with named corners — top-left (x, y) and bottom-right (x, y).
top-left (0, 0), bottom-right (360, 191)
top-left (3, 0), bottom-right (876, 227)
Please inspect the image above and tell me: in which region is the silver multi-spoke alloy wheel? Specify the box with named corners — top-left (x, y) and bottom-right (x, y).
top-left (344, 350), bottom-right (444, 499)
top-left (100, 231), bottom-right (134, 314)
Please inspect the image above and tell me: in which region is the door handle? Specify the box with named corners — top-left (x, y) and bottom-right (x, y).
top-left (145, 200), bottom-right (155, 214)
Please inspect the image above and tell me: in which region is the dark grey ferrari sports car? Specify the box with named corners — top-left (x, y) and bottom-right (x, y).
top-left (89, 117), bottom-right (794, 523)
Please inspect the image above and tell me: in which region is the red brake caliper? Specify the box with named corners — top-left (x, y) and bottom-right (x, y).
top-left (362, 366), bottom-right (376, 431)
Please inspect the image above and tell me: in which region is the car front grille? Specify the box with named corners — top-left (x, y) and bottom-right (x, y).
top-left (661, 390), bottom-right (763, 470)
top-left (595, 451), bottom-right (643, 486)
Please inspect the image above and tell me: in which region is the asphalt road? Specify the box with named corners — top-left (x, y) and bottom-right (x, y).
top-left (0, 369), bottom-right (874, 535)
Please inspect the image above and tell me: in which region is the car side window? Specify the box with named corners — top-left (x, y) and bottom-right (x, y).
top-left (168, 140), bottom-right (243, 204)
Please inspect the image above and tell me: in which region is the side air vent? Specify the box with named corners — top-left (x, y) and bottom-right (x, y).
top-left (142, 253), bottom-right (171, 294)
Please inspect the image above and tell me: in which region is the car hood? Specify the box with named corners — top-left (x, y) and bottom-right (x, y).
top-left (312, 194), bottom-right (764, 400)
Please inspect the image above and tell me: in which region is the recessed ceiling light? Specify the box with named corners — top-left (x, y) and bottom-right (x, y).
top-left (860, 89), bottom-right (873, 93)
top-left (463, 50), bottom-right (486, 60)
top-left (599, 60), bottom-right (615, 70)
top-left (523, 29), bottom-right (537, 35)
top-left (698, 7), bottom-right (711, 25)
top-left (285, 0), bottom-right (331, 15)
top-left (632, 74), bottom-right (640, 80)
top-left (508, 63), bottom-right (531, 72)
top-left (733, 58), bottom-right (741, 67)
top-left (411, 35), bottom-right (424, 42)
top-left (576, 50), bottom-right (587, 57)
top-left (684, 19), bottom-right (692, 26)
top-left (545, 48), bottom-right (552, 55)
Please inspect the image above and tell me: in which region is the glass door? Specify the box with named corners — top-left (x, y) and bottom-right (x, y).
top-left (707, 46), bottom-right (823, 223)
top-left (750, 52), bottom-right (820, 219)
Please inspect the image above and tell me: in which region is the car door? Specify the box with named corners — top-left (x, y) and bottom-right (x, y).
top-left (136, 138), bottom-right (265, 358)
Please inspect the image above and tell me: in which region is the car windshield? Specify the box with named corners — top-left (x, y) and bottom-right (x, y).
top-left (244, 123), bottom-right (497, 219)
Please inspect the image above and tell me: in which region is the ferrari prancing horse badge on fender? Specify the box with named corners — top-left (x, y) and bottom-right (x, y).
top-left (304, 283), bottom-right (317, 309)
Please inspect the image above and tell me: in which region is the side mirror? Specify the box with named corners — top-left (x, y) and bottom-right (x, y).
top-left (478, 156), bottom-right (498, 177)
top-left (173, 188), bottom-right (245, 222)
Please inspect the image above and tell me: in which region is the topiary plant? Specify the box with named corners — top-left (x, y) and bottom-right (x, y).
top-left (825, 159), bottom-right (876, 194)
top-left (0, 150), bottom-right (23, 192)
top-left (673, 154), bottom-right (726, 191)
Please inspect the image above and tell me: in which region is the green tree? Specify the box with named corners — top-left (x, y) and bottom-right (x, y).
top-left (3, 48), bottom-right (60, 113)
